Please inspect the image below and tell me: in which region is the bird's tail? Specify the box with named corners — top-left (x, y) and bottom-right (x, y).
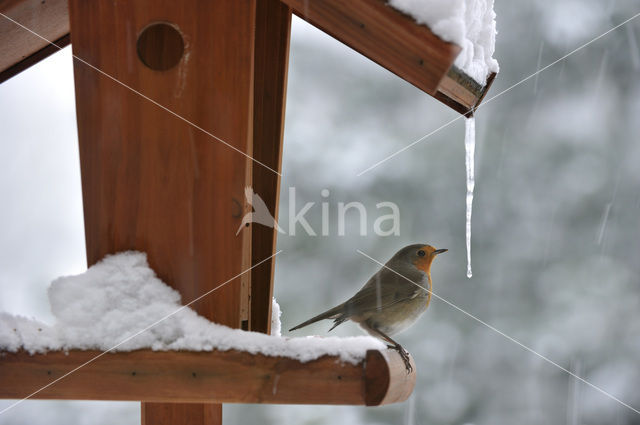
top-left (288, 303), bottom-right (345, 332)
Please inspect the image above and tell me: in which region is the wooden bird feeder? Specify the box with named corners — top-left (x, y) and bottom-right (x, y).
top-left (0, 0), bottom-right (497, 423)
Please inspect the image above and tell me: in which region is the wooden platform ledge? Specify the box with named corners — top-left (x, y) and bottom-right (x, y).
top-left (0, 348), bottom-right (415, 406)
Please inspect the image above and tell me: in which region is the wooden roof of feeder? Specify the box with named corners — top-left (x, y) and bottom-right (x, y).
top-left (0, 0), bottom-right (497, 424)
top-left (1, 0), bottom-right (496, 113)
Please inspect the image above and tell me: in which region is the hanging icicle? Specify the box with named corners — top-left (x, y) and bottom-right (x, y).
top-left (464, 116), bottom-right (475, 278)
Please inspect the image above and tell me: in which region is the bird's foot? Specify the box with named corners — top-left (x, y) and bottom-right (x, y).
top-left (388, 344), bottom-right (412, 374)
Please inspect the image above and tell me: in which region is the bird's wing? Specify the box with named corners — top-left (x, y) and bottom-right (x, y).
top-left (344, 267), bottom-right (424, 316)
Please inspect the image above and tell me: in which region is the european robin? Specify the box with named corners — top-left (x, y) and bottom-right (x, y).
top-left (289, 244), bottom-right (447, 372)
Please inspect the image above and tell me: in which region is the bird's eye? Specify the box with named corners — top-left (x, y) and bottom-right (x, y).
top-left (417, 250), bottom-right (426, 257)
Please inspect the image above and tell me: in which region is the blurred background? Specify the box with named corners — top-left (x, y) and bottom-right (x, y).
top-left (1, 1), bottom-right (640, 424)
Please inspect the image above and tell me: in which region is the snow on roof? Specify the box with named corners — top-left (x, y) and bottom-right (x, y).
top-left (388, 0), bottom-right (499, 85)
top-left (0, 252), bottom-right (384, 364)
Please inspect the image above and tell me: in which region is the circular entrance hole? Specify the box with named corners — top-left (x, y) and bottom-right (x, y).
top-left (136, 22), bottom-right (184, 71)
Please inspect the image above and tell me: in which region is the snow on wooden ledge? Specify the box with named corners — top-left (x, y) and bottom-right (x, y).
top-left (0, 252), bottom-right (385, 365)
top-left (0, 252), bottom-right (416, 405)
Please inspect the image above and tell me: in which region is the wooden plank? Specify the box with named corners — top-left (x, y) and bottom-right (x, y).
top-left (0, 0), bottom-right (69, 78)
top-left (67, 0), bottom-right (257, 423)
top-left (364, 349), bottom-right (415, 405)
top-left (0, 33), bottom-right (69, 84)
top-left (0, 349), bottom-right (416, 406)
top-left (434, 67), bottom-right (498, 116)
top-left (282, 0), bottom-right (498, 115)
top-left (250, 0), bottom-right (291, 334)
top-left (281, 0), bottom-right (459, 95)
top-left (142, 403), bottom-right (221, 425)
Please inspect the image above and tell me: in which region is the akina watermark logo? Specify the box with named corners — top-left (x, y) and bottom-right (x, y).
top-left (237, 187), bottom-right (400, 236)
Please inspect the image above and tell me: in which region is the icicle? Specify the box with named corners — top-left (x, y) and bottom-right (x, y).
top-left (464, 117), bottom-right (475, 278)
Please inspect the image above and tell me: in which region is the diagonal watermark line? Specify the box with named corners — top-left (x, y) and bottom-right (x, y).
top-left (356, 115), bottom-right (461, 176)
top-left (0, 250), bottom-right (283, 416)
top-left (357, 10), bottom-right (640, 177)
top-left (0, 12), bottom-right (282, 177)
top-left (356, 249), bottom-right (640, 416)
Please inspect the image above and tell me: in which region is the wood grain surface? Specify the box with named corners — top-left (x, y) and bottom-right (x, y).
top-left (0, 349), bottom-right (416, 405)
top-left (281, 0), bottom-right (460, 95)
top-left (251, 0), bottom-right (291, 334)
top-left (0, 0), bottom-right (69, 77)
top-left (68, 0), bottom-right (258, 423)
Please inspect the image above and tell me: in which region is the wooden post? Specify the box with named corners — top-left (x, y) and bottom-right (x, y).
top-left (250, 0), bottom-right (291, 334)
top-left (68, 0), bottom-right (257, 424)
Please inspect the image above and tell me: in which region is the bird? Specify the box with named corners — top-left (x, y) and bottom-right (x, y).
top-left (289, 244), bottom-right (447, 372)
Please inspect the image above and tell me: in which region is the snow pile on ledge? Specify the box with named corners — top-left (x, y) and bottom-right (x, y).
top-left (0, 252), bottom-right (384, 364)
top-left (388, 0), bottom-right (499, 84)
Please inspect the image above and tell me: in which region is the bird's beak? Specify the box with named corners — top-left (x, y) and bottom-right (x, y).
top-left (434, 248), bottom-right (448, 255)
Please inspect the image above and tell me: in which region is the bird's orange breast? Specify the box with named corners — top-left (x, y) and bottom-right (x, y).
top-left (413, 256), bottom-right (435, 274)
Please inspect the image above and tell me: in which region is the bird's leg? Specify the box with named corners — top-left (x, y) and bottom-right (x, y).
top-left (392, 344), bottom-right (412, 374)
top-left (368, 327), bottom-right (412, 374)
